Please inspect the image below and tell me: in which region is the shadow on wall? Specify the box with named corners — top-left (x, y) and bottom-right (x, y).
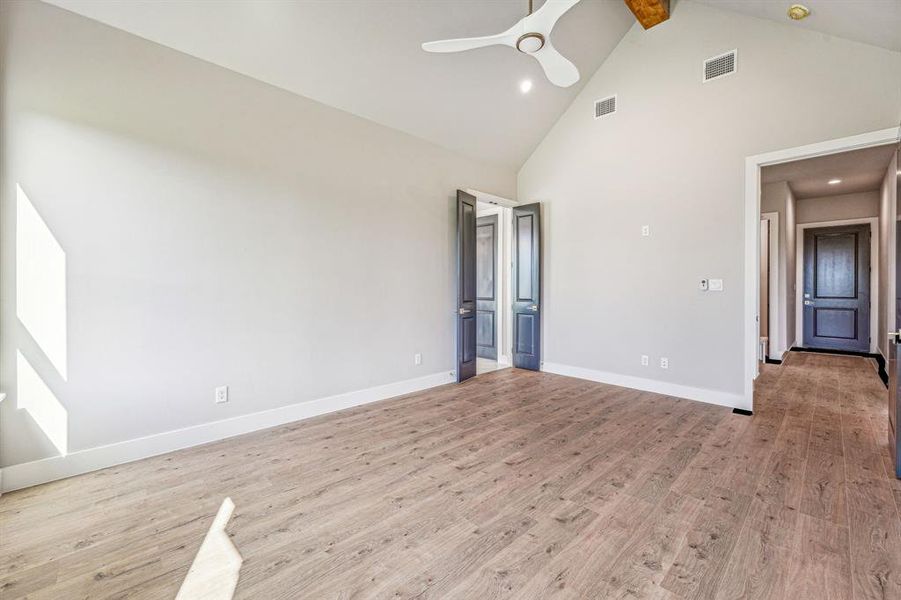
top-left (15, 184), bottom-right (68, 456)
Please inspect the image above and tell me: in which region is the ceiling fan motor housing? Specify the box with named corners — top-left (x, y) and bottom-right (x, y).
top-left (516, 32), bottom-right (545, 53)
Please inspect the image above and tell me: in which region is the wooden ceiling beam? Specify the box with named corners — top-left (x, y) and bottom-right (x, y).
top-left (623, 0), bottom-right (670, 30)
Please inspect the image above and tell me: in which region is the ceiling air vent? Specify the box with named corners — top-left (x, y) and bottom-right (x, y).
top-left (703, 50), bottom-right (737, 82)
top-left (594, 95), bottom-right (616, 119)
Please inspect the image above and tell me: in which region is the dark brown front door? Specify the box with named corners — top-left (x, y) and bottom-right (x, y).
top-left (802, 224), bottom-right (870, 353)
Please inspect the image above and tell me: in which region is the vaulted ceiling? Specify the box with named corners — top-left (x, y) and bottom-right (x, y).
top-left (43, 1), bottom-right (901, 170)
top-left (43, 0), bottom-right (636, 170)
top-left (693, 0), bottom-right (901, 52)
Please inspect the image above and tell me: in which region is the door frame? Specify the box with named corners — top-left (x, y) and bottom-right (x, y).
top-left (794, 218), bottom-right (879, 354)
top-left (760, 212), bottom-right (780, 359)
top-left (744, 126), bottom-right (900, 411)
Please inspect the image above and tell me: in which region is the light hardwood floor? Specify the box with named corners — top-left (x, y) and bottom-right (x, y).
top-left (2, 351), bottom-right (900, 599)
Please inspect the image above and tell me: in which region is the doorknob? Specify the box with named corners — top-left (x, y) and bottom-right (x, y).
top-left (804, 300), bottom-right (814, 306)
top-left (529, 305), bottom-right (538, 311)
top-left (458, 308), bottom-right (471, 315)
top-left (890, 330), bottom-right (901, 343)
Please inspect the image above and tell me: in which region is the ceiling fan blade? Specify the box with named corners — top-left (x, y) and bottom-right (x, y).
top-left (422, 30), bottom-right (518, 53)
top-left (532, 42), bottom-right (580, 87)
top-left (526, 0), bottom-right (582, 35)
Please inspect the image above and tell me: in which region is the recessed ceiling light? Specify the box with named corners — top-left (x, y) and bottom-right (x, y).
top-left (827, 178), bottom-right (842, 185)
top-left (788, 4), bottom-right (810, 20)
top-left (519, 79), bottom-right (533, 94)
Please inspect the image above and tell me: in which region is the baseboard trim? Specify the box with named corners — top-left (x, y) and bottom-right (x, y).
top-left (1, 370), bottom-right (454, 493)
top-left (541, 362), bottom-right (747, 411)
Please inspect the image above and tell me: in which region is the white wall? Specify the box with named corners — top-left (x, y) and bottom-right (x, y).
top-left (761, 182), bottom-right (796, 357)
top-left (796, 191), bottom-right (880, 224)
top-left (518, 1), bottom-right (901, 402)
top-left (879, 153), bottom-right (899, 359)
top-left (0, 1), bottom-right (515, 474)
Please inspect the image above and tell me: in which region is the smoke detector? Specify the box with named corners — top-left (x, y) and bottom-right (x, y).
top-left (788, 4), bottom-right (810, 20)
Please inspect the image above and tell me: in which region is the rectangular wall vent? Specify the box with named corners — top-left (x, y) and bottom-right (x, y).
top-left (594, 95), bottom-right (616, 119)
top-left (703, 50), bottom-right (737, 82)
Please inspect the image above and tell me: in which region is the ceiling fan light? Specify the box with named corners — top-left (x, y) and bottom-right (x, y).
top-left (520, 79), bottom-right (533, 93)
top-left (516, 33), bottom-right (545, 54)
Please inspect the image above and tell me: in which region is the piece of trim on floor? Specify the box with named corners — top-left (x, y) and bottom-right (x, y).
top-left (790, 346), bottom-right (889, 387)
top-left (0, 370), bottom-right (454, 493)
top-left (732, 408), bottom-right (753, 416)
top-left (541, 362), bottom-right (748, 411)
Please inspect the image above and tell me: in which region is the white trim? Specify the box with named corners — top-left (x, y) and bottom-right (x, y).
top-left (744, 127), bottom-right (900, 410)
top-left (465, 188), bottom-right (519, 208)
top-left (760, 212), bottom-right (781, 357)
top-left (542, 362), bottom-right (745, 410)
top-left (0, 370), bottom-right (454, 493)
top-left (794, 218), bottom-right (879, 354)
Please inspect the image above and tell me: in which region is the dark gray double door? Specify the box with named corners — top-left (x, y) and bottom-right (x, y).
top-left (456, 190), bottom-right (540, 382)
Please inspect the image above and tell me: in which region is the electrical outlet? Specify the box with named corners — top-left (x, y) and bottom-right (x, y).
top-left (641, 355), bottom-right (649, 366)
top-left (699, 279), bottom-right (709, 291)
top-left (215, 385), bottom-right (228, 404)
top-left (641, 225), bottom-right (650, 237)
top-left (660, 357), bottom-right (669, 369)
top-left (414, 353), bottom-right (422, 366)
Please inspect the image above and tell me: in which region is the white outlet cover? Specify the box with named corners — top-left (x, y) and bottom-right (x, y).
top-left (641, 225), bottom-right (650, 237)
top-left (709, 278), bottom-right (724, 291)
top-left (414, 353), bottom-right (422, 365)
top-left (215, 386), bottom-right (228, 403)
top-left (641, 355), bottom-right (649, 366)
top-left (660, 358), bottom-right (669, 369)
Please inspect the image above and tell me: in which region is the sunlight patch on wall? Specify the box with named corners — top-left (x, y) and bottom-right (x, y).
top-left (17, 184), bottom-right (68, 380)
top-left (17, 350), bottom-right (68, 456)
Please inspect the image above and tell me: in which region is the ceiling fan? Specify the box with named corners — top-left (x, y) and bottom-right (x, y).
top-left (421, 0), bottom-right (582, 88)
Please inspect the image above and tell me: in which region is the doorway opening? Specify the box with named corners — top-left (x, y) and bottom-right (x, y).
top-left (745, 128), bottom-right (899, 407)
top-left (754, 143), bottom-right (894, 366)
top-left (456, 190), bottom-right (541, 382)
top-left (746, 127), bottom-right (901, 479)
top-left (475, 200), bottom-right (513, 375)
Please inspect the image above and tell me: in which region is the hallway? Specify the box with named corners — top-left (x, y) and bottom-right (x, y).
top-left (754, 351), bottom-right (901, 599)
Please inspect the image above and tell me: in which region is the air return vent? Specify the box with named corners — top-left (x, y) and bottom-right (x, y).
top-left (703, 50), bottom-right (737, 82)
top-left (594, 95), bottom-right (616, 119)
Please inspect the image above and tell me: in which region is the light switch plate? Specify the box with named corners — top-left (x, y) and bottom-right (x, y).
top-left (709, 278), bottom-right (724, 292)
